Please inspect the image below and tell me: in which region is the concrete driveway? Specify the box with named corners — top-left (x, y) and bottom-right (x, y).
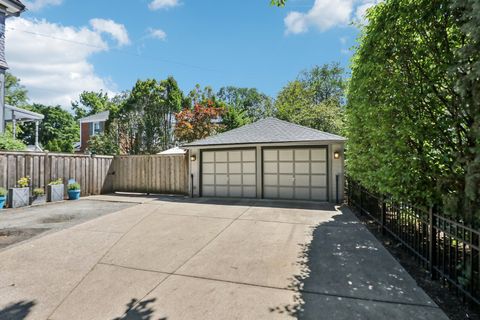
top-left (0, 196), bottom-right (448, 320)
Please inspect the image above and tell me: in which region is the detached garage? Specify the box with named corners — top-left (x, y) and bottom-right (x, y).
top-left (184, 117), bottom-right (346, 203)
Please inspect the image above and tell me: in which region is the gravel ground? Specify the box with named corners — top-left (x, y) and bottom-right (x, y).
top-left (0, 199), bottom-right (136, 251)
top-left (352, 208), bottom-right (480, 320)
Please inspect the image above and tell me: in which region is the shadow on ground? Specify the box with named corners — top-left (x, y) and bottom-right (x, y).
top-left (268, 205), bottom-right (440, 319)
top-left (113, 298), bottom-right (166, 320)
top-left (0, 300), bottom-right (36, 320)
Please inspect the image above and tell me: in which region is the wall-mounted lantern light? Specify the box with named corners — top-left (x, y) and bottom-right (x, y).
top-left (190, 155), bottom-right (197, 161)
top-left (334, 151), bottom-right (341, 160)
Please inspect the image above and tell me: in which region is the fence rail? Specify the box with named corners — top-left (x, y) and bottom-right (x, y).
top-left (347, 177), bottom-right (480, 306)
top-left (111, 155), bottom-right (189, 195)
top-left (0, 151), bottom-right (114, 196)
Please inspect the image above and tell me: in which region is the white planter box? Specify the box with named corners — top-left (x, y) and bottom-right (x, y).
top-left (8, 187), bottom-right (30, 208)
top-left (47, 184), bottom-right (64, 202)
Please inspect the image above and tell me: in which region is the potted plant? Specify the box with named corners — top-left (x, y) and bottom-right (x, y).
top-left (68, 182), bottom-right (81, 200)
top-left (0, 188), bottom-right (7, 210)
top-left (30, 188), bottom-right (46, 206)
top-left (47, 178), bottom-right (64, 202)
top-left (8, 176), bottom-right (30, 208)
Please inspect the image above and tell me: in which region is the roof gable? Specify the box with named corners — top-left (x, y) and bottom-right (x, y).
top-left (183, 117), bottom-right (346, 147)
top-left (79, 111), bottom-right (110, 123)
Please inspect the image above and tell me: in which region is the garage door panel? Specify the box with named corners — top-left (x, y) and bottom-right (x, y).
top-left (295, 188), bottom-right (310, 200)
top-left (264, 150), bottom-right (277, 161)
top-left (202, 186), bottom-right (215, 197)
top-left (311, 175), bottom-right (327, 187)
top-left (279, 150), bottom-right (293, 161)
top-left (311, 149), bottom-right (327, 161)
top-left (215, 163), bottom-right (228, 174)
top-left (202, 148), bottom-right (257, 198)
top-left (263, 147), bottom-right (328, 201)
top-left (243, 174), bottom-right (257, 185)
top-left (215, 152), bottom-right (228, 162)
top-left (229, 151), bottom-right (241, 162)
top-left (202, 174), bottom-right (215, 185)
top-left (229, 186), bottom-right (242, 197)
top-left (279, 162), bottom-right (293, 174)
top-left (279, 187), bottom-right (294, 199)
top-left (243, 162), bottom-right (256, 174)
top-left (279, 175), bottom-right (294, 186)
top-left (311, 162), bottom-right (327, 174)
top-left (229, 174), bottom-right (242, 185)
top-left (215, 175), bottom-right (228, 185)
top-left (215, 187), bottom-right (228, 197)
top-left (295, 162), bottom-right (310, 174)
top-left (203, 163), bottom-right (214, 174)
top-left (295, 175), bottom-right (310, 187)
top-left (311, 188), bottom-right (327, 201)
top-left (229, 163), bottom-right (241, 174)
top-left (243, 150), bottom-right (256, 162)
top-left (264, 162), bottom-right (278, 174)
top-left (295, 149), bottom-right (309, 161)
top-left (243, 186), bottom-right (256, 198)
top-left (264, 187), bottom-right (278, 198)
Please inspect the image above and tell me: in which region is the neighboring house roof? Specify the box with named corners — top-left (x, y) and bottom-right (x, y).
top-left (79, 111), bottom-right (110, 123)
top-left (183, 117), bottom-right (346, 147)
top-left (4, 105), bottom-right (44, 121)
top-left (158, 147), bottom-right (187, 155)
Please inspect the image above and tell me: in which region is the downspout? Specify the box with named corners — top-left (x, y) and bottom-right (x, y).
top-left (0, 10), bottom-right (7, 134)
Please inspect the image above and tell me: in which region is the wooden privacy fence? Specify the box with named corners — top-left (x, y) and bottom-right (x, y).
top-left (111, 155), bottom-right (189, 195)
top-left (347, 177), bottom-right (480, 306)
top-left (0, 151), bottom-right (114, 196)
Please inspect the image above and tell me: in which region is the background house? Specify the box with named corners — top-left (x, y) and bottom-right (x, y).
top-left (79, 111), bottom-right (109, 152)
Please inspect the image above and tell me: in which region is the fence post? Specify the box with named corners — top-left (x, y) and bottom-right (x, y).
top-left (428, 206), bottom-right (437, 280)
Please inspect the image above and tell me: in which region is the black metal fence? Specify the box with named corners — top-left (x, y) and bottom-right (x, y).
top-left (347, 177), bottom-right (480, 306)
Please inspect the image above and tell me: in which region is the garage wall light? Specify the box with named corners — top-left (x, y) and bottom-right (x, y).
top-left (190, 155), bottom-right (197, 161)
top-left (334, 151), bottom-right (341, 160)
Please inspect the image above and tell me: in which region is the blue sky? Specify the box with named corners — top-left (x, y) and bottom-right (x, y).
top-left (6, 0), bottom-right (374, 107)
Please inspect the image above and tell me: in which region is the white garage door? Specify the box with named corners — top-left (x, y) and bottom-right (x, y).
top-left (263, 148), bottom-right (328, 201)
top-left (201, 149), bottom-right (257, 198)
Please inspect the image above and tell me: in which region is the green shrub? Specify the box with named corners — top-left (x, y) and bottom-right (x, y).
top-left (0, 188), bottom-right (7, 197)
top-left (48, 178), bottom-right (63, 185)
top-left (33, 188), bottom-right (45, 196)
top-left (17, 176), bottom-right (30, 188)
top-left (0, 134), bottom-right (27, 151)
top-left (68, 182), bottom-right (80, 191)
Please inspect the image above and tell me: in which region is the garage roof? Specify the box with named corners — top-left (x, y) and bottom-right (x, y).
top-left (183, 117), bottom-right (346, 147)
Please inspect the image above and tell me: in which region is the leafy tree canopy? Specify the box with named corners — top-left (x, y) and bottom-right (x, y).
top-left (275, 63), bottom-right (345, 135)
top-left (5, 72), bottom-right (28, 107)
top-left (217, 86), bottom-right (275, 121)
top-left (71, 91), bottom-right (114, 121)
top-left (0, 134), bottom-right (27, 151)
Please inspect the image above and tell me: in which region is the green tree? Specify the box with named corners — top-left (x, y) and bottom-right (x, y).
top-left (87, 133), bottom-right (119, 155)
top-left (71, 91), bottom-right (113, 120)
top-left (221, 105), bottom-right (249, 131)
top-left (0, 134), bottom-right (27, 151)
top-left (275, 64), bottom-right (344, 134)
top-left (217, 86), bottom-right (275, 121)
top-left (5, 72), bottom-right (28, 107)
top-left (345, 0), bottom-right (478, 223)
top-left (19, 104), bottom-right (79, 153)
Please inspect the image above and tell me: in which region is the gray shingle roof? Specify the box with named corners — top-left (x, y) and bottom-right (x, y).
top-left (79, 111), bottom-right (109, 123)
top-left (183, 117), bottom-right (346, 147)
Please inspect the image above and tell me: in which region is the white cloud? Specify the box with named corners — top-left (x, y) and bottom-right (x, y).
top-left (148, 28), bottom-right (167, 41)
top-left (6, 18), bottom-right (121, 107)
top-left (90, 18), bottom-right (130, 46)
top-left (284, 0), bottom-right (379, 34)
top-left (148, 0), bottom-right (180, 10)
top-left (23, 0), bottom-right (62, 11)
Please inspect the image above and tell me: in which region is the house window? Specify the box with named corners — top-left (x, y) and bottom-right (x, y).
top-left (90, 122), bottom-right (102, 136)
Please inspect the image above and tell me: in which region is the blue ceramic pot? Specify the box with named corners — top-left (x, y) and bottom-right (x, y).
top-left (68, 190), bottom-right (81, 200)
top-left (0, 196), bottom-right (5, 209)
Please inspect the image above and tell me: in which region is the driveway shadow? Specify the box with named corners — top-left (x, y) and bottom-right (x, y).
top-left (113, 298), bottom-right (166, 320)
top-left (0, 300), bottom-right (36, 320)
top-left (269, 205), bottom-right (443, 319)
